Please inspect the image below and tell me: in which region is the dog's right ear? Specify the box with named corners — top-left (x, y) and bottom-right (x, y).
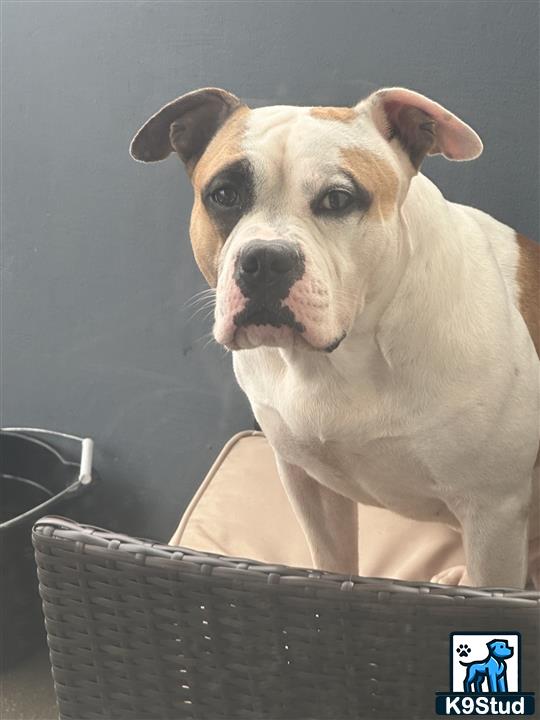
top-left (130, 88), bottom-right (243, 173)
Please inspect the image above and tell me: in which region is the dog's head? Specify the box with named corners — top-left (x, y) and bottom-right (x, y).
top-left (487, 640), bottom-right (514, 660)
top-left (131, 87), bottom-right (481, 352)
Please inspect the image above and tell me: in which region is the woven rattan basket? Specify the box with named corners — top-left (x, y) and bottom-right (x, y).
top-left (33, 516), bottom-right (539, 720)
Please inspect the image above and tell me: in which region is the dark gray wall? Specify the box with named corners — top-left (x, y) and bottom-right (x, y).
top-left (2, 1), bottom-right (538, 541)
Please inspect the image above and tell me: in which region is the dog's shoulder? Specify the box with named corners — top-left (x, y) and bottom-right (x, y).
top-left (454, 203), bottom-right (538, 357)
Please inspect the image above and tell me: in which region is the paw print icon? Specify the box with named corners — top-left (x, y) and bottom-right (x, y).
top-left (456, 644), bottom-right (471, 658)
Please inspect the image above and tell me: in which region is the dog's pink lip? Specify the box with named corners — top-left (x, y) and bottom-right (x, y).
top-left (220, 324), bottom-right (346, 353)
top-left (226, 324), bottom-right (295, 350)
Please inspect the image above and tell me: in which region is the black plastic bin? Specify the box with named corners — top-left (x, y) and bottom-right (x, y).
top-left (0, 428), bottom-right (96, 669)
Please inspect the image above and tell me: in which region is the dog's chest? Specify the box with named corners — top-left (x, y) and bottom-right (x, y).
top-left (263, 408), bottom-right (451, 521)
top-left (233, 351), bottom-right (454, 523)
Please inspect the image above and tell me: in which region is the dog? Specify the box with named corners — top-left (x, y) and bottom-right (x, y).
top-left (460, 640), bottom-right (513, 693)
top-left (130, 86), bottom-right (539, 589)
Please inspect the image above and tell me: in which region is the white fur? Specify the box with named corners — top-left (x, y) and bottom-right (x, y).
top-left (213, 96), bottom-right (539, 588)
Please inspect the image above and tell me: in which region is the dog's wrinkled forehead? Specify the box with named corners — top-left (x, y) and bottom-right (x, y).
top-left (195, 103), bottom-right (399, 211)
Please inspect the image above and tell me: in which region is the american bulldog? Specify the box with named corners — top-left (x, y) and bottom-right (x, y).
top-left (131, 86), bottom-right (539, 588)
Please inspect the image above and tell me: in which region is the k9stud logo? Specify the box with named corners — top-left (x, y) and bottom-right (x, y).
top-left (435, 632), bottom-right (535, 715)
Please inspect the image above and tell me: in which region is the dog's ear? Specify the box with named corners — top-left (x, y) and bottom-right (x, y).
top-left (130, 88), bottom-right (243, 173)
top-left (361, 87), bottom-right (483, 171)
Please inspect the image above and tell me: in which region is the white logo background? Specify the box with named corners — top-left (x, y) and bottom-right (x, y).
top-left (451, 633), bottom-right (519, 692)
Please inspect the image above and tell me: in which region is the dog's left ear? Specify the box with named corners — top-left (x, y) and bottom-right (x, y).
top-left (362, 87), bottom-right (483, 171)
top-left (130, 87), bottom-right (243, 173)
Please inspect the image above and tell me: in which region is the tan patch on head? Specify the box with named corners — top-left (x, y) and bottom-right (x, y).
top-left (516, 232), bottom-right (539, 357)
top-left (189, 106), bottom-right (250, 286)
top-left (310, 106), bottom-right (358, 123)
top-left (340, 147), bottom-right (399, 218)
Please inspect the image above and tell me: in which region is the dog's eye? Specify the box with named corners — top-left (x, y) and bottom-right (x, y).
top-left (319, 189), bottom-right (353, 212)
top-left (211, 185), bottom-right (240, 208)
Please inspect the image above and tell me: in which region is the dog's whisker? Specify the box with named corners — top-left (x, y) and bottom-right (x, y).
top-left (187, 303), bottom-right (216, 323)
top-left (184, 297), bottom-right (216, 311)
top-left (203, 336), bottom-right (218, 350)
top-left (190, 331), bottom-right (214, 346)
top-left (188, 287), bottom-right (215, 300)
top-left (191, 331), bottom-right (226, 352)
top-left (185, 291), bottom-right (216, 307)
top-left (183, 289), bottom-right (216, 309)
top-left (189, 299), bottom-right (216, 312)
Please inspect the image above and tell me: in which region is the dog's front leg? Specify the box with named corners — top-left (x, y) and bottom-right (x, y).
top-left (275, 457), bottom-right (358, 575)
top-left (459, 497), bottom-right (529, 588)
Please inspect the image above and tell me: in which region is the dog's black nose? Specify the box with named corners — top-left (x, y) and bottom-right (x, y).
top-left (236, 242), bottom-right (302, 297)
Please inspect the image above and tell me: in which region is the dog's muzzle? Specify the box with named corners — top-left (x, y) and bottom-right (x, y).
top-left (233, 241), bottom-right (305, 331)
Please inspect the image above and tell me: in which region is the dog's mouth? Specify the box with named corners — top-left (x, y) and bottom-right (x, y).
top-left (233, 301), bottom-right (305, 334)
top-left (228, 302), bottom-right (303, 350)
top-left (221, 303), bottom-right (346, 353)
top-left (213, 288), bottom-right (347, 353)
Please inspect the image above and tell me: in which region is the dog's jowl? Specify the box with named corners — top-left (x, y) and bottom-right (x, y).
top-left (131, 86), bottom-right (540, 589)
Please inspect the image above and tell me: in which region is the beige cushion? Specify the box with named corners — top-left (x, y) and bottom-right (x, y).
top-left (170, 431), bottom-right (465, 581)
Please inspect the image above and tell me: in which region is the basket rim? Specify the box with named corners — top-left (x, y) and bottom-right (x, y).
top-left (32, 516), bottom-right (540, 606)
top-left (0, 429), bottom-right (79, 468)
top-left (1, 434), bottom-right (83, 533)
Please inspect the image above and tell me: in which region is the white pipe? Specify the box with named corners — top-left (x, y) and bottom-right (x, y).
top-left (79, 438), bottom-right (94, 485)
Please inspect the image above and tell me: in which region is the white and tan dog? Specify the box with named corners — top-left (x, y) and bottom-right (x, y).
top-left (131, 87), bottom-right (539, 589)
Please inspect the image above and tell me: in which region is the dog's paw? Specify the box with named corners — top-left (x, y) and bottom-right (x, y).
top-left (456, 644), bottom-right (471, 658)
top-left (431, 565), bottom-right (470, 586)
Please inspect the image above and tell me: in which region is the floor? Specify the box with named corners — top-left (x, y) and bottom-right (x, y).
top-left (1, 648), bottom-right (57, 720)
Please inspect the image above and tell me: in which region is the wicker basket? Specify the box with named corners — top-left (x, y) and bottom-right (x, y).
top-left (33, 516), bottom-right (539, 720)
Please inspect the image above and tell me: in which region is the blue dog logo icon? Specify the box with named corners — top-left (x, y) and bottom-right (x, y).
top-left (435, 632), bottom-right (535, 715)
top-left (458, 639), bottom-right (513, 693)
